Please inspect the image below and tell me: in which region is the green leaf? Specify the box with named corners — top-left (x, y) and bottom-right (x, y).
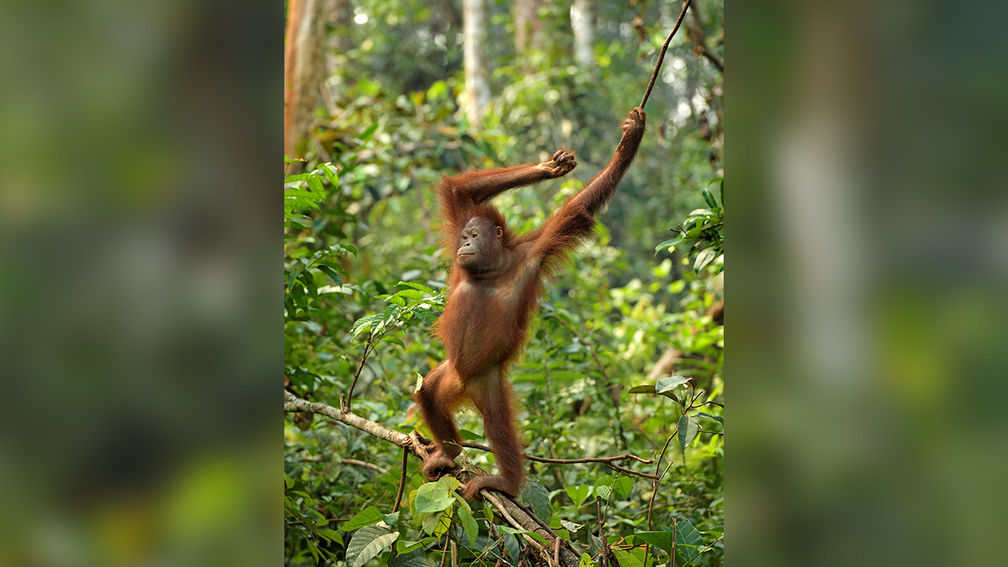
top-left (595, 484), bottom-right (611, 500)
top-left (654, 237), bottom-right (682, 252)
top-left (340, 506), bottom-right (384, 531)
top-left (499, 526), bottom-right (547, 544)
top-left (561, 519), bottom-right (584, 535)
top-left (317, 264), bottom-right (344, 285)
top-left (613, 476), bottom-right (633, 499)
top-left (635, 530), bottom-right (674, 555)
top-left (694, 247), bottom-right (717, 271)
top-left (414, 481), bottom-right (455, 514)
top-left (420, 509), bottom-right (451, 536)
top-left (520, 477), bottom-right (552, 522)
top-left (678, 414), bottom-right (700, 450)
top-left (346, 525), bottom-right (398, 567)
top-left (359, 123), bottom-right (379, 141)
top-left (697, 411), bottom-right (723, 425)
top-left (611, 547), bottom-right (643, 567)
top-left (628, 384), bottom-right (656, 394)
top-left (388, 548), bottom-right (437, 567)
top-left (579, 552), bottom-right (595, 567)
top-left (457, 505), bottom-right (478, 547)
top-left (673, 517), bottom-right (706, 565)
top-left (656, 375), bottom-right (690, 395)
top-left (350, 314), bottom-right (376, 337)
top-left (565, 484), bottom-right (591, 505)
top-left (702, 186), bottom-right (718, 209)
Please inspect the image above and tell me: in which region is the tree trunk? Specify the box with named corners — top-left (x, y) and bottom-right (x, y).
top-left (570, 0), bottom-right (595, 68)
top-left (462, 0), bottom-right (490, 128)
top-left (284, 0), bottom-right (325, 159)
top-left (514, 0), bottom-right (542, 55)
top-left (327, 0), bottom-right (354, 54)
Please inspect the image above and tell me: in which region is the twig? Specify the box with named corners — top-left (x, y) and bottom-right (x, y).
top-left (643, 431), bottom-right (676, 567)
top-left (344, 336), bottom-right (374, 412)
top-left (393, 446), bottom-right (408, 512)
top-left (339, 458), bottom-right (388, 474)
top-left (605, 461), bottom-right (659, 480)
top-left (462, 441), bottom-right (651, 465)
top-left (640, 0), bottom-right (693, 109)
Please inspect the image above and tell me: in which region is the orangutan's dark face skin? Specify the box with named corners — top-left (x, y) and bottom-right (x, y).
top-left (456, 217), bottom-right (504, 272)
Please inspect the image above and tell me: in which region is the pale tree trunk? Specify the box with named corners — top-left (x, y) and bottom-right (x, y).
top-left (515, 0), bottom-right (542, 55)
top-left (570, 0), bottom-right (595, 68)
top-left (327, 0), bottom-right (353, 55)
top-left (463, 0), bottom-right (490, 127)
top-left (284, 0), bottom-right (325, 159)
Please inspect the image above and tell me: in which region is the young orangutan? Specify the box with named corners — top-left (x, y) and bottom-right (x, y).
top-left (414, 107), bottom-right (646, 498)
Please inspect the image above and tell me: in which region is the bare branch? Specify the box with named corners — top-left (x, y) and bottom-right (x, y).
top-left (461, 441), bottom-right (652, 466)
top-left (340, 458), bottom-right (388, 474)
top-left (393, 446), bottom-right (408, 512)
top-left (285, 390), bottom-right (414, 450)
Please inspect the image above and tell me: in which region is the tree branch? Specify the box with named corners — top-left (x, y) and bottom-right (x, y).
top-left (687, 1), bottom-right (724, 73)
top-left (285, 390), bottom-right (414, 450)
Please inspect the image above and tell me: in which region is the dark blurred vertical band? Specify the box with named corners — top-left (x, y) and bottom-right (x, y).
top-left (730, 1), bottom-right (1008, 566)
top-left (0, 1), bottom-right (280, 566)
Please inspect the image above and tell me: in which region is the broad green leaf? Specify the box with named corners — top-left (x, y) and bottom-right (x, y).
top-left (346, 525), bottom-right (398, 567)
top-left (611, 546), bottom-right (643, 567)
top-left (656, 375), bottom-right (690, 395)
top-left (317, 264), bottom-right (344, 285)
top-left (394, 539), bottom-right (424, 554)
top-left (502, 533), bottom-right (521, 563)
top-left (520, 477), bottom-right (552, 521)
top-left (579, 552), bottom-right (595, 567)
top-left (388, 548), bottom-right (437, 567)
top-left (414, 481), bottom-right (455, 514)
top-left (596, 485), bottom-right (611, 500)
top-left (565, 484), bottom-right (591, 505)
top-left (350, 314), bottom-right (376, 337)
top-left (456, 505), bottom-right (478, 547)
top-left (678, 414), bottom-right (700, 450)
top-left (340, 506), bottom-right (384, 531)
top-left (420, 508), bottom-right (451, 536)
top-left (635, 530), bottom-right (674, 555)
top-left (694, 247), bottom-right (717, 271)
top-left (613, 476), bottom-right (633, 499)
top-left (673, 517), bottom-right (706, 565)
